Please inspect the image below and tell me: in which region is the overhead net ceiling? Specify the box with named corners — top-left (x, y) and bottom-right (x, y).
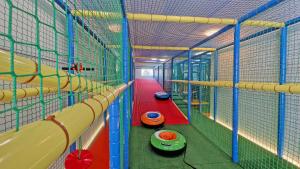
top-left (125, 0), bottom-right (300, 64)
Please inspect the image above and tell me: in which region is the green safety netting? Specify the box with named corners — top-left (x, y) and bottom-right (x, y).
top-left (0, 0), bottom-right (131, 168)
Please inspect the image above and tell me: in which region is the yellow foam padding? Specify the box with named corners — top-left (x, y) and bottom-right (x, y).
top-left (71, 10), bottom-right (121, 19)
top-left (224, 81), bottom-right (233, 87)
top-left (72, 10), bottom-right (284, 28)
top-left (244, 82), bottom-right (253, 89)
top-left (242, 20), bottom-right (285, 28)
top-left (214, 81), bottom-right (223, 87)
top-left (127, 13), bottom-right (237, 25)
top-left (252, 83), bottom-right (264, 90)
top-left (0, 50), bottom-right (67, 87)
top-left (53, 99), bottom-right (102, 142)
top-left (129, 13), bottom-right (284, 28)
top-left (236, 82), bottom-right (245, 89)
top-left (133, 45), bottom-right (215, 51)
top-left (0, 121), bottom-right (66, 169)
top-left (261, 83), bottom-right (277, 92)
top-left (0, 85), bottom-right (111, 103)
top-left (0, 88), bottom-right (32, 102)
top-left (207, 81), bottom-right (215, 87)
top-left (0, 49), bottom-right (104, 93)
top-left (93, 95), bottom-right (110, 110)
top-left (0, 50), bottom-right (38, 83)
top-left (0, 83), bottom-right (130, 169)
top-left (289, 84), bottom-right (300, 94)
top-left (274, 84), bottom-right (290, 93)
top-left (236, 82), bottom-right (293, 93)
top-left (172, 80), bottom-right (186, 84)
top-left (0, 91), bottom-right (3, 100)
top-left (177, 80), bottom-right (300, 94)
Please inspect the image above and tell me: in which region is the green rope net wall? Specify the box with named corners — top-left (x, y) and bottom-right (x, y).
top-left (172, 55), bottom-right (188, 116)
top-left (0, 0), bottom-right (129, 168)
top-left (0, 0), bottom-right (69, 132)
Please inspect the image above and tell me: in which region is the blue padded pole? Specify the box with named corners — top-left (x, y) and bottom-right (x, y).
top-left (198, 61), bottom-right (203, 113)
top-left (122, 17), bottom-right (129, 169)
top-left (171, 58), bottom-right (174, 97)
top-left (187, 50), bottom-right (192, 122)
top-left (157, 66), bottom-right (160, 82)
top-left (129, 47), bottom-right (133, 125)
top-left (277, 26), bottom-right (287, 158)
top-left (162, 63), bottom-right (165, 89)
top-left (103, 48), bottom-right (108, 126)
top-left (131, 52), bottom-right (134, 103)
top-left (232, 23), bottom-right (240, 163)
top-left (213, 51), bottom-right (218, 122)
top-left (67, 9), bottom-right (76, 153)
top-left (109, 98), bottom-right (120, 169)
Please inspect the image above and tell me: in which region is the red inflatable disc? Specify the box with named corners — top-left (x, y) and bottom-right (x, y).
top-left (65, 150), bottom-right (93, 169)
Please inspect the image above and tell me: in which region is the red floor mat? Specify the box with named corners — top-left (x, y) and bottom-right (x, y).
top-left (132, 79), bottom-right (188, 126)
top-left (88, 123), bottom-right (109, 169)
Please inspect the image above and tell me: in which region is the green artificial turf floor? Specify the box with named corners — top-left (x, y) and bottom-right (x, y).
top-left (129, 124), bottom-right (242, 169)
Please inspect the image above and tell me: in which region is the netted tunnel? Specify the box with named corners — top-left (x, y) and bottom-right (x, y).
top-left (0, 0), bottom-right (300, 169)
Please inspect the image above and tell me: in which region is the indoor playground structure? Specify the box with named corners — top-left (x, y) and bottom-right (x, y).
top-left (0, 0), bottom-right (300, 169)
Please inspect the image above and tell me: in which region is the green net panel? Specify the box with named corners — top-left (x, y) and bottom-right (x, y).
top-left (163, 59), bottom-right (172, 93)
top-left (0, 0), bottom-right (68, 132)
top-left (172, 55), bottom-right (188, 116)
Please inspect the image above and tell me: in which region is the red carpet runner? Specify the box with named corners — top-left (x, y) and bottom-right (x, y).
top-left (132, 79), bottom-right (188, 126)
top-left (88, 124), bottom-right (109, 169)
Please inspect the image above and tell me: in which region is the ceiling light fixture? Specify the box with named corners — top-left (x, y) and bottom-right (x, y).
top-left (204, 29), bottom-right (219, 36)
top-left (194, 51), bottom-right (204, 55)
top-left (108, 24), bottom-right (121, 32)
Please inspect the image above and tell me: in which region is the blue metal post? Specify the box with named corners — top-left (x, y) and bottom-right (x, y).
top-left (157, 66), bottom-right (160, 82)
top-left (162, 63), bottom-right (165, 89)
top-left (187, 50), bottom-right (192, 122)
top-left (109, 97), bottom-right (120, 169)
top-left (129, 48), bottom-right (133, 124)
top-left (103, 48), bottom-right (108, 126)
top-left (232, 23), bottom-right (240, 163)
top-left (122, 17), bottom-right (129, 169)
top-left (277, 26), bottom-right (287, 158)
top-left (171, 58), bottom-right (174, 97)
top-left (67, 9), bottom-right (76, 153)
top-left (213, 51), bottom-right (218, 122)
top-left (198, 61), bottom-right (203, 113)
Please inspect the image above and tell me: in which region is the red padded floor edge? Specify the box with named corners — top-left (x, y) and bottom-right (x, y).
top-left (88, 123), bottom-right (109, 169)
top-left (132, 79), bottom-right (188, 126)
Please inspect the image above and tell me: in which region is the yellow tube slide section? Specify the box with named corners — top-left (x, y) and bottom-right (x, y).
top-left (0, 50), bottom-right (102, 92)
top-left (71, 10), bottom-right (285, 28)
top-left (0, 83), bottom-right (130, 169)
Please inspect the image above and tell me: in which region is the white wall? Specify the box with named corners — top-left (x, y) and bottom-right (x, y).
top-left (135, 68), bottom-right (154, 79)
